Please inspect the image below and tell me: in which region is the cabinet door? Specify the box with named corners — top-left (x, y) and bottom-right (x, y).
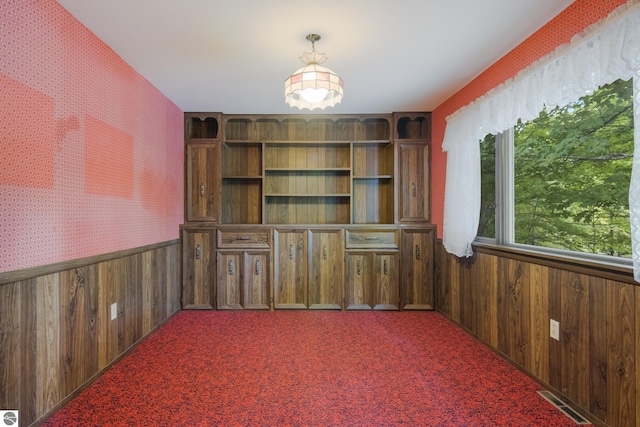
top-left (217, 251), bottom-right (242, 309)
top-left (186, 143), bottom-right (221, 222)
top-left (309, 230), bottom-right (344, 309)
top-left (182, 230), bottom-right (214, 309)
top-left (373, 252), bottom-right (399, 310)
top-left (346, 252), bottom-right (373, 310)
top-left (273, 230), bottom-right (307, 309)
top-left (397, 142), bottom-right (429, 222)
top-left (244, 251), bottom-right (270, 310)
top-left (401, 228), bottom-right (435, 310)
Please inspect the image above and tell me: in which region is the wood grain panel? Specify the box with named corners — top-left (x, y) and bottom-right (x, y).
top-left (35, 274), bottom-right (60, 417)
top-left (59, 265), bottom-right (98, 398)
top-left (607, 280), bottom-right (635, 427)
top-left (0, 241), bottom-right (180, 427)
top-left (434, 243), bottom-right (450, 316)
top-left (548, 267), bottom-right (563, 392)
top-left (98, 259), bottom-right (117, 370)
top-left (273, 230), bottom-right (308, 309)
top-left (560, 270), bottom-right (590, 408)
top-left (401, 228), bottom-right (435, 310)
top-left (124, 254), bottom-right (142, 350)
top-left (244, 251), bottom-right (270, 310)
top-left (182, 230), bottom-right (214, 309)
top-left (397, 142), bottom-right (429, 222)
top-left (373, 252), bottom-right (399, 310)
top-left (589, 276), bottom-right (608, 422)
top-left (435, 241), bottom-right (639, 426)
top-left (309, 230), bottom-right (344, 309)
top-left (346, 252), bottom-right (373, 310)
top-left (186, 143), bottom-right (221, 222)
top-left (0, 282), bottom-right (21, 411)
top-left (20, 279), bottom-right (37, 424)
top-left (217, 252), bottom-right (243, 309)
top-left (475, 253), bottom-right (498, 347)
top-left (528, 263), bottom-right (549, 383)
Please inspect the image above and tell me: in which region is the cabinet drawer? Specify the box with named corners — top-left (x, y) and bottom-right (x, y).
top-left (217, 229), bottom-right (270, 248)
top-left (346, 229), bottom-right (398, 249)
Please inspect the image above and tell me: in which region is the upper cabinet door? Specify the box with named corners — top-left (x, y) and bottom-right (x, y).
top-left (397, 142), bottom-right (430, 222)
top-left (186, 143), bottom-right (221, 222)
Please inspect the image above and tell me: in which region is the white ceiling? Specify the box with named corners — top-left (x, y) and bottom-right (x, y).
top-left (56, 0), bottom-right (574, 115)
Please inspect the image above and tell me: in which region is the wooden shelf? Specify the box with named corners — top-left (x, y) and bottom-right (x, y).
top-left (265, 193), bottom-right (351, 197)
top-left (353, 175), bottom-right (393, 180)
top-left (265, 168), bottom-right (350, 172)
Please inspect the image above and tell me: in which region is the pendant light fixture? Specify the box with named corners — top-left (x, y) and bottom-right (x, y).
top-left (284, 34), bottom-right (343, 110)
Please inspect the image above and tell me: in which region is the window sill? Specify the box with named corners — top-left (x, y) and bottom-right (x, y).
top-left (471, 240), bottom-right (636, 284)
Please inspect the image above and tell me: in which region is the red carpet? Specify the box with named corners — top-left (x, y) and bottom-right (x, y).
top-left (44, 311), bottom-right (578, 426)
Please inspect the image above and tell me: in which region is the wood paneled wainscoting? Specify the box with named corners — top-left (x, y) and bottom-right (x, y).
top-left (435, 240), bottom-right (638, 427)
top-left (0, 240), bottom-right (181, 427)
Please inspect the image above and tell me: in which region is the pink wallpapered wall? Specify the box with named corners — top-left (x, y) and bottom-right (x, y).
top-left (0, 0), bottom-right (184, 273)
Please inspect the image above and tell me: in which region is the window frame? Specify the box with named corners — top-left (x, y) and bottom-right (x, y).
top-left (475, 80), bottom-right (635, 274)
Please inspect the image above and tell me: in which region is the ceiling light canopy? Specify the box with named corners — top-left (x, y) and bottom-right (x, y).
top-left (284, 34), bottom-right (343, 110)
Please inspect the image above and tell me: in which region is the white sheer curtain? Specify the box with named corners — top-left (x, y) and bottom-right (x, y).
top-left (442, 2), bottom-right (640, 276)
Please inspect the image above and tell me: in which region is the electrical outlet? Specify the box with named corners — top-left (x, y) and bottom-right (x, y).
top-left (110, 303), bottom-right (117, 321)
top-left (550, 319), bottom-right (560, 341)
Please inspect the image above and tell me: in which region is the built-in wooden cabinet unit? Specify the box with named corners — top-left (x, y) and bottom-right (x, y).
top-left (181, 112), bottom-right (433, 310)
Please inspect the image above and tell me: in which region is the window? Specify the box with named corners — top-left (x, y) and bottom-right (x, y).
top-left (479, 78), bottom-right (634, 258)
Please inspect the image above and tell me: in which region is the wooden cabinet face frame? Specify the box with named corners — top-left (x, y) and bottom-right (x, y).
top-left (308, 229), bottom-right (345, 310)
top-left (186, 143), bottom-right (222, 222)
top-left (400, 227), bottom-right (435, 310)
top-left (181, 229), bottom-right (215, 309)
top-left (397, 142), bottom-right (430, 223)
top-left (217, 250), bottom-right (270, 310)
top-left (273, 229), bottom-right (308, 309)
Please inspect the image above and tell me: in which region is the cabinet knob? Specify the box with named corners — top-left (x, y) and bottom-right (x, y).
top-left (200, 183), bottom-right (205, 197)
top-left (416, 244), bottom-right (420, 260)
top-left (195, 244), bottom-right (201, 260)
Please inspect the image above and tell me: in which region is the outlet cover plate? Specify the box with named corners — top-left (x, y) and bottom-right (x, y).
top-left (550, 319), bottom-right (560, 341)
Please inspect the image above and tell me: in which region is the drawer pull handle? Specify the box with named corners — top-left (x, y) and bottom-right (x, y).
top-left (236, 236), bottom-right (253, 241)
top-left (255, 259), bottom-right (260, 275)
top-left (323, 244), bottom-right (327, 259)
top-left (416, 244), bottom-right (420, 260)
top-left (195, 244), bottom-right (201, 260)
top-left (356, 259), bottom-right (361, 276)
top-left (364, 237), bottom-right (380, 241)
top-left (383, 259), bottom-right (388, 275)
top-left (200, 183), bottom-right (205, 197)
top-left (412, 183), bottom-right (417, 197)
top-left (290, 244), bottom-right (294, 260)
